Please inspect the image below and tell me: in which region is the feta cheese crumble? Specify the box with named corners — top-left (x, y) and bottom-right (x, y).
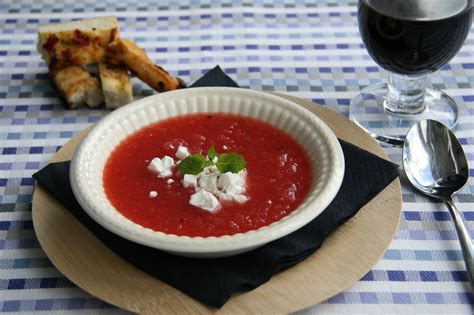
top-left (218, 172), bottom-right (246, 195)
top-left (192, 166), bottom-right (248, 207)
top-left (198, 171), bottom-right (219, 194)
top-left (175, 145), bottom-right (190, 160)
top-left (147, 145), bottom-right (248, 212)
top-left (215, 171), bottom-right (248, 203)
top-left (232, 194), bottom-right (248, 204)
top-left (189, 190), bottom-right (220, 212)
top-left (183, 174), bottom-right (197, 188)
top-left (147, 156), bottom-right (174, 178)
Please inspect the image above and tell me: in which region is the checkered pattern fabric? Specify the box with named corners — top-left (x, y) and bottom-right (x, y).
top-left (0, 0), bottom-right (473, 313)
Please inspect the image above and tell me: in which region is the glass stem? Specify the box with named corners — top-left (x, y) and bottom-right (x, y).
top-left (384, 73), bottom-right (427, 115)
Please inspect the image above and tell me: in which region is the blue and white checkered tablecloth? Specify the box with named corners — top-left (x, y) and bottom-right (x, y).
top-left (1, 0), bottom-right (473, 313)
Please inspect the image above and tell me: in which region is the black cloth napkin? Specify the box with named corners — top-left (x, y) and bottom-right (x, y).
top-left (33, 65), bottom-right (399, 308)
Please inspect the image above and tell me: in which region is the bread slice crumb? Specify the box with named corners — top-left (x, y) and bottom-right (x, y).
top-left (51, 65), bottom-right (104, 109)
top-left (99, 63), bottom-right (133, 110)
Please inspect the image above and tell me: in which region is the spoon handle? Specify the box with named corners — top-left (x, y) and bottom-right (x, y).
top-left (446, 199), bottom-right (474, 290)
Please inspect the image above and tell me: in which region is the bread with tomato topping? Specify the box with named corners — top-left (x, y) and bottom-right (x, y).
top-left (37, 16), bottom-right (188, 110)
top-left (37, 16), bottom-right (119, 66)
top-left (99, 63), bottom-right (133, 109)
top-left (106, 39), bottom-right (186, 92)
top-left (51, 65), bottom-right (104, 109)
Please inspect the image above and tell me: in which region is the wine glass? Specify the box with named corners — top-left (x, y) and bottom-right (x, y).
top-left (349, 0), bottom-right (473, 146)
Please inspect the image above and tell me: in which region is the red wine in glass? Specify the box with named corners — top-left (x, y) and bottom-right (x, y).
top-left (359, 0), bottom-right (472, 75)
top-left (350, 0), bottom-right (473, 146)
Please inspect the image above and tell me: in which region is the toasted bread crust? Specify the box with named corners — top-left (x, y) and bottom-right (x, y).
top-left (48, 40), bottom-right (106, 68)
top-left (38, 16), bottom-right (119, 47)
top-left (39, 27), bottom-right (119, 49)
top-left (38, 16), bottom-right (119, 66)
top-left (106, 39), bottom-right (185, 92)
top-left (51, 65), bottom-right (103, 108)
top-left (38, 16), bottom-right (187, 110)
top-left (99, 63), bottom-right (133, 109)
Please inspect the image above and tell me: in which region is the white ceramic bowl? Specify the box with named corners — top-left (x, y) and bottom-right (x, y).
top-left (70, 87), bottom-right (344, 258)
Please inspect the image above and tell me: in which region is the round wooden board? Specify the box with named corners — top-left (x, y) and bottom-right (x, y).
top-left (32, 93), bottom-right (402, 314)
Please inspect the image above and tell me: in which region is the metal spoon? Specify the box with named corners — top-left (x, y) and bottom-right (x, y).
top-left (403, 119), bottom-right (473, 290)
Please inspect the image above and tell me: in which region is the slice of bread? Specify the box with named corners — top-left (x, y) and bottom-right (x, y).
top-left (51, 66), bottom-right (104, 109)
top-left (99, 63), bottom-right (133, 110)
top-left (49, 42), bottom-right (106, 67)
top-left (106, 39), bottom-right (185, 92)
top-left (38, 16), bottom-right (119, 66)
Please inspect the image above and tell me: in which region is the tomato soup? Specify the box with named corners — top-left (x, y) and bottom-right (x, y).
top-left (103, 113), bottom-right (313, 237)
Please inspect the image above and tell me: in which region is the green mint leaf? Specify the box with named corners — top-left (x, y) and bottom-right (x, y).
top-left (195, 154), bottom-right (213, 168)
top-left (208, 145), bottom-right (217, 161)
top-left (193, 154), bottom-right (207, 162)
top-left (178, 154), bottom-right (209, 175)
top-left (216, 153), bottom-right (246, 173)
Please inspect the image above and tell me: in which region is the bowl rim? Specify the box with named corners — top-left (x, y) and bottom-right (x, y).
top-left (70, 87), bottom-right (345, 255)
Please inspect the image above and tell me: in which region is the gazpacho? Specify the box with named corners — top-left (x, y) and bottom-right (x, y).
top-left (103, 113), bottom-right (313, 237)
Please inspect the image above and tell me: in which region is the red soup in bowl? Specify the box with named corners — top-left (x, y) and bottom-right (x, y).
top-left (103, 113), bottom-right (312, 237)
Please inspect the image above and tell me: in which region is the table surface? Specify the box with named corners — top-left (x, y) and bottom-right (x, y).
top-left (0, 0), bottom-right (473, 314)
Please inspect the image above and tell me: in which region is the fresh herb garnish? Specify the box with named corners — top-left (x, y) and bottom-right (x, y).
top-left (178, 154), bottom-right (212, 175)
top-left (208, 145), bottom-right (217, 161)
top-left (178, 146), bottom-right (246, 175)
top-left (215, 153), bottom-right (246, 173)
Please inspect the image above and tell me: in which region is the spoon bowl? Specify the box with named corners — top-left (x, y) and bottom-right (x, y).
top-left (403, 119), bottom-right (469, 199)
top-left (403, 119), bottom-right (473, 291)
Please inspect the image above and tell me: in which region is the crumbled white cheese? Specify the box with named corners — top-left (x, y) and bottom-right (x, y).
top-left (186, 165), bottom-right (248, 210)
top-left (175, 145), bottom-right (190, 160)
top-left (201, 165), bottom-right (218, 175)
top-left (291, 163), bottom-right (298, 173)
top-left (212, 156), bottom-right (218, 163)
top-left (147, 156), bottom-right (174, 178)
top-left (233, 194), bottom-right (248, 203)
top-left (287, 183), bottom-right (297, 201)
top-left (218, 191), bottom-right (247, 203)
top-left (279, 153), bottom-right (288, 165)
top-left (217, 191), bottom-right (233, 201)
top-left (218, 171), bottom-right (246, 195)
top-left (183, 174), bottom-right (197, 188)
top-left (146, 149), bottom-right (248, 212)
top-left (199, 172), bottom-right (219, 194)
top-left (189, 190), bottom-right (220, 212)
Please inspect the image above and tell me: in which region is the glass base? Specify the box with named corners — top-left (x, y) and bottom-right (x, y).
top-left (349, 83), bottom-right (459, 147)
